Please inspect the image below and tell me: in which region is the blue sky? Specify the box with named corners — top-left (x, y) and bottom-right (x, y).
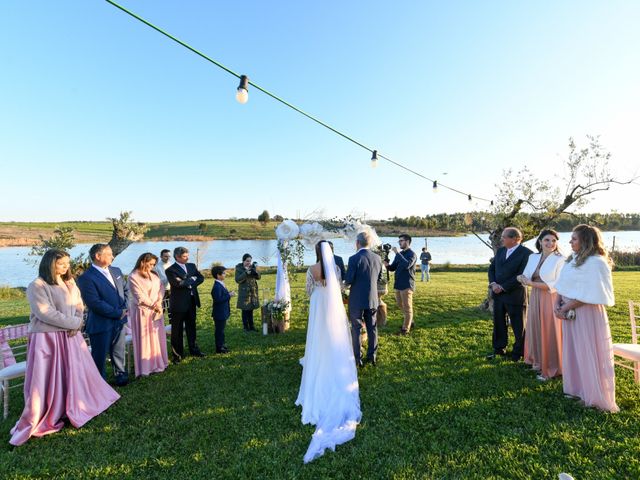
top-left (1, 1), bottom-right (638, 222)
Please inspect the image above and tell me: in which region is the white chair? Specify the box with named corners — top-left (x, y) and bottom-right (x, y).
top-left (612, 300), bottom-right (640, 383)
top-left (0, 324), bottom-right (29, 419)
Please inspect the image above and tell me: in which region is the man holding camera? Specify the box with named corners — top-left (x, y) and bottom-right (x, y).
top-left (235, 253), bottom-right (261, 332)
top-left (384, 234), bottom-right (417, 335)
top-left (166, 246), bottom-right (205, 362)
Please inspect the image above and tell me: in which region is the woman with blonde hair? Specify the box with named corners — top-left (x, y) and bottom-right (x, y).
top-left (554, 224), bottom-right (618, 412)
top-left (518, 229), bottom-right (565, 380)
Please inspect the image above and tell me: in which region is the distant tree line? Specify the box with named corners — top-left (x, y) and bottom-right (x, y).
top-left (382, 211), bottom-right (640, 233)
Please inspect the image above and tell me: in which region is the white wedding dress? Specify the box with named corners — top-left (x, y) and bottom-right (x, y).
top-left (295, 242), bottom-right (361, 463)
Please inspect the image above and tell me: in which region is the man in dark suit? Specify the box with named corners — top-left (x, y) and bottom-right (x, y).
top-left (166, 246), bottom-right (205, 362)
top-left (487, 227), bottom-right (533, 361)
top-left (77, 243), bottom-right (129, 386)
top-left (328, 241), bottom-right (346, 280)
top-left (344, 231), bottom-right (383, 367)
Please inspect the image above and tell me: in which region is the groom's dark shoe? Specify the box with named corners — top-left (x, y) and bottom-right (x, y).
top-left (190, 347), bottom-right (205, 357)
top-left (486, 350), bottom-right (507, 361)
top-left (356, 360), bottom-right (365, 369)
top-left (365, 357), bottom-right (377, 367)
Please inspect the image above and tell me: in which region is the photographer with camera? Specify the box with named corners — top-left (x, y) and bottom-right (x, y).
top-left (235, 253), bottom-right (261, 332)
top-left (383, 234), bottom-right (417, 335)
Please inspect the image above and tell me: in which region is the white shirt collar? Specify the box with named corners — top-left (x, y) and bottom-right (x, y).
top-left (215, 279), bottom-right (225, 286)
top-left (92, 264), bottom-right (115, 285)
top-left (506, 244), bottom-right (520, 258)
top-left (92, 263), bottom-right (110, 274)
top-left (176, 262), bottom-right (188, 272)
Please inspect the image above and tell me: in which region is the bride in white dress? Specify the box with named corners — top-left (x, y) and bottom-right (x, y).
top-left (295, 240), bottom-right (361, 463)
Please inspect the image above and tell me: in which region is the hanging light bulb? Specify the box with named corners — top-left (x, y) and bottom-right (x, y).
top-left (432, 180), bottom-right (438, 192)
top-left (468, 194), bottom-right (472, 202)
top-left (236, 75), bottom-right (249, 104)
top-left (370, 150), bottom-right (378, 168)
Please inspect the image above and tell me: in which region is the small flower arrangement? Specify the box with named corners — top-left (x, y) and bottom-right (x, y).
top-left (341, 287), bottom-right (350, 305)
top-left (265, 299), bottom-right (291, 321)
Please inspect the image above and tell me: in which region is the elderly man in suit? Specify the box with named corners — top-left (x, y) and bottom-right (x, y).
top-left (166, 246), bottom-right (205, 362)
top-left (487, 227), bottom-right (533, 362)
top-left (77, 244), bottom-right (130, 386)
top-left (344, 230), bottom-right (383, 367)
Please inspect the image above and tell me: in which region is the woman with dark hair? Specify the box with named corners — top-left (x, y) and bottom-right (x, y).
top-left (10, 249), bottom-right (119, 446)
top-left (235, 253), bottom-right (261, 332)
top-left (296, 240), bottom-right (360, 463)
top-left (554, 225), bottom-right (618, 412)
top-left (517, 229), bottom-right (565, 380)
top-left (127, 252), bottom-right (168, 377)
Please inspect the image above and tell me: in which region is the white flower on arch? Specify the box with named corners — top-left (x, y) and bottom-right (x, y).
top-left (275, 219), bottom-right (300, 241)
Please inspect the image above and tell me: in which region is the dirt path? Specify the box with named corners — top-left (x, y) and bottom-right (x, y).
top-left (0, 225), bottom-right (108, 247)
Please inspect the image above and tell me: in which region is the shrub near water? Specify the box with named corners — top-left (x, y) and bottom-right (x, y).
top-left (0, 286), bottom-right (25, 300)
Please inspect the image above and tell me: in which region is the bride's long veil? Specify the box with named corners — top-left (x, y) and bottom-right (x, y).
top-left (296, 241), bottom-right (361, 463)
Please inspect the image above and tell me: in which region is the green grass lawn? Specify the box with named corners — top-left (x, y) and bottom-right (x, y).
top-left (145, 220), bottom-right (277, 239)
top-left (0, 220), bottom-right (462, 242)
top-left (1, 272), bottom-right (639, 479)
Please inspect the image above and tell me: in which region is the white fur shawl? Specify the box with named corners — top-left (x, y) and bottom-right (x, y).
top-left (522, 253), bottom-right (565, 293)
top-left (554, 255), bottom-right (615, 306)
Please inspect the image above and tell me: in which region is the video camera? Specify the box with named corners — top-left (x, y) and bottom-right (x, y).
top-left (381, 243), bottom-right (392, 262)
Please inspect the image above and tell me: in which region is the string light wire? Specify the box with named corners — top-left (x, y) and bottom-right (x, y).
top-left (105, 0), bottom-right (493, 204)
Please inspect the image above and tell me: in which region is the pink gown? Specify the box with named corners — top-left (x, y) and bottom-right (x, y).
top-left (127, 271), bottom-right (168, 377)
top-left (561, 297), bottom-right (618, 412)
top-left (10, 281), bottom-right (120, 446)
top-left (524, 270), bottom-right (562, 378)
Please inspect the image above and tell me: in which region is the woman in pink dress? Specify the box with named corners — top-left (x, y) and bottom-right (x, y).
top-left (554, 225), bottom-right (618, 412)
top-left (127, 253), bottom-right (168, 377)
top-left (518, 229), bottom-right (565, 380)
top-left (10, 249), bottom-right (120, 446)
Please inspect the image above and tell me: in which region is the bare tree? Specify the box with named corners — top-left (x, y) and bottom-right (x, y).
top-left (473, 136), bottom-right (637, 254)
top-left (107, 211), bottom-right (148, 257)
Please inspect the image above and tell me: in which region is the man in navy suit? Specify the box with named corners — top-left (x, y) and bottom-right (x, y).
top-left (166, 246), bottom-right (205, 362)
top-left (77, 244), bottom-right (129, 386)
top-left (487, 227), bottom-right (533, 361)
top-left (344, 231), bottom-right (383, 367)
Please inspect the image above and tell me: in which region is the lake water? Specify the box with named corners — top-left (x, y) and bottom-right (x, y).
top-left (1, 231), bottom-right (639, 288)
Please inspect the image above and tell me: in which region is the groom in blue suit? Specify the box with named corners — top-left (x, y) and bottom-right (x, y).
top-left (344, 231), bottom-right (383, 367)
top-left (77, 244), bottom-right (130, 386)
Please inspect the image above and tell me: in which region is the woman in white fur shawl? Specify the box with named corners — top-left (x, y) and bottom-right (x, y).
top-left (517, 229), bottom-right (565, 381)
top-left (553, 225), bottom-right (618, 412)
